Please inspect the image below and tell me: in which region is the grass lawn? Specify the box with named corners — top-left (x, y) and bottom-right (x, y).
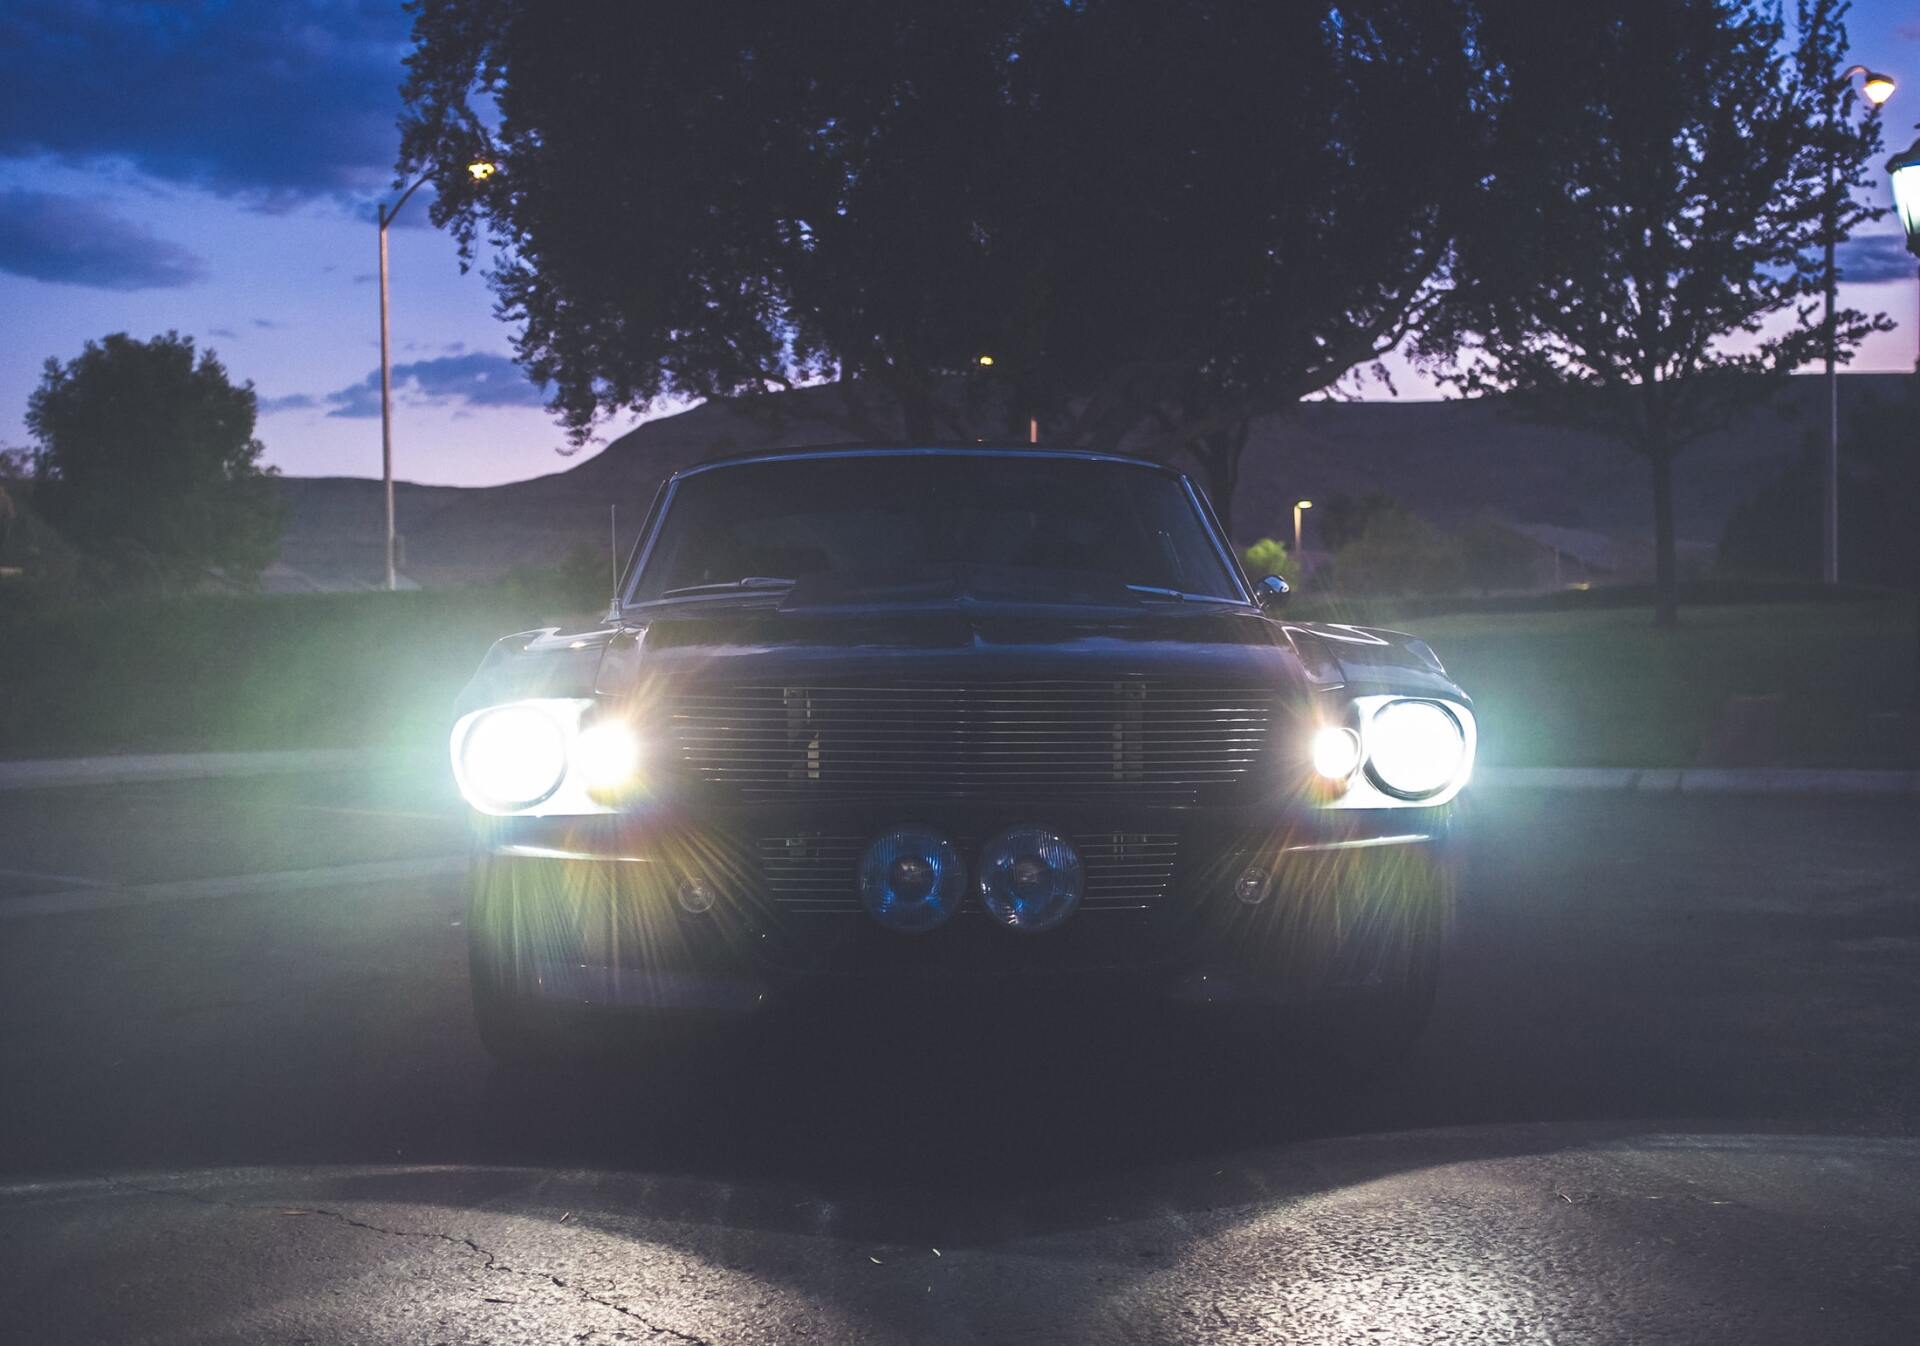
top-left (1, 590), bottom-right (1913, 768)
top-left (1406, 600), bottom-right (1918, 769)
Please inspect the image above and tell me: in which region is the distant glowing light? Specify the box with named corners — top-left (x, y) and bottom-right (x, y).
top-left (1311, 725), bottom-right (1362, 781)
top-left (468, 160), bottom-right (498, 181)
top-left (1295, 499), bottom-right (1313, 510)
top-left (974, 354), bottom-right (995, 367)
top-left (1862, 72), bottom-right (1896, 107)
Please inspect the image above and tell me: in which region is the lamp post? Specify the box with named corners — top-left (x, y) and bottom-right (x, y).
top-left (376, 160), bottom-right (495, 590)
top-left (1292, 499), bottom-right (1312, 561)
top-left (1890, 126), bottom-right (1920, 366)
top-left (1888, 127), bottom-right (1920, 709)
top-left (1821, 66), bottom-right (1896, 587)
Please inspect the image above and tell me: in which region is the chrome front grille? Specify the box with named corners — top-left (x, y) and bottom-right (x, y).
top-left (669, 680), bottom-right (1275, 803)
top-left (756, 831), bottom-right (1180, 915)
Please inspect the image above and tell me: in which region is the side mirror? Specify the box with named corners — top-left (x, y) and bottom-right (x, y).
top-left (1254, 574), bottom-right (1290, 613)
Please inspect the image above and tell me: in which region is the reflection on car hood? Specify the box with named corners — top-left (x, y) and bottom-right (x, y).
top-left (624, 599), bottom-right (1301, 690)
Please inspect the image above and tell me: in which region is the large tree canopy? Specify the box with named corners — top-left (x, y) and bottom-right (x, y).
top-left (399, 0), bottom-right (1488, 522)
top-left (1421, 0), bottom-right (1890, 624)
top-left (27, 332), bottom-right (283, 586)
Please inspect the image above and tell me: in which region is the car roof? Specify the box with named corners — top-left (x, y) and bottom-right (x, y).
top-left (669, 444), bottom-right (1181, 481)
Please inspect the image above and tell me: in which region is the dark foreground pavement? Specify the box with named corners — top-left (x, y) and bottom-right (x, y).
top-left (0, 775), bottom-right (1916, 1343)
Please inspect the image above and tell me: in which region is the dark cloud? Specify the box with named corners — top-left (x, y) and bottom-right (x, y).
top-left (1836, 234), bottom-right (1918, 285)
top-left (0, 1), bottom-right (410, 206)
top-left (209, 326), bottom-right (239, 339)
top-left (252, 318), bottom-right (281, 329)
top-left (259, 392), bottom-right (319, 414)
top-left (0, 188), bottom-right (205, 289)
top-left (322, 352), bottom-right (547, 418)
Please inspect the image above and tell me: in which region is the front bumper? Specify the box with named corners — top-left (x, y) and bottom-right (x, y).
top-left (468, 798), bottom-right (1462, 1014)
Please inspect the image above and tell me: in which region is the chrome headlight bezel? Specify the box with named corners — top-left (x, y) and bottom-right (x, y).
top-left (1314, 694), bottom-right (1476, 809)
top-left (450, 697), bottom-right (640, 816)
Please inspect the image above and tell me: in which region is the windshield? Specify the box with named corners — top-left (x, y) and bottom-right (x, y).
top-left (628, 454), bottom-right (1244, 605)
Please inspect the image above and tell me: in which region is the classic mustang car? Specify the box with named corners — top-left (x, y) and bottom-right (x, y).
top-left (450, 447), bottom-right (1475, 1064)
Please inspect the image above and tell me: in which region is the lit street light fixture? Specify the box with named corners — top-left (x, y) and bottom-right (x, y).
top-left (1889, 125), bottom-right (1920, 369)
top-left (1293, 499), bottom-right (1312, 561)
top-left (1820, 65), bottom-right (1896, 587)
top-left (375, 160), bottom-right (496, 590)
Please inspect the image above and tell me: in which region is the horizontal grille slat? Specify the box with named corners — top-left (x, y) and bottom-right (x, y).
top-left (669, 679), bottom-right (1275, 803)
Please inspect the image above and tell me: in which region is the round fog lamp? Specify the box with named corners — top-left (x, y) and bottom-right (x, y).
top-left (460, 705), bottom-right (568, 810)
top-left (676, 876), bottom-right (717, 915)
top-left (1310, 725), bottom-right (1362, 781)
top-left (1235, 866), bottom-right (1270, 905)
top-left (858, 827), bottom-right (966, 933)
top-left (978, 826), bottom-right (1083, 933)
top-left (1366, 699), bottom-right (1466, 799)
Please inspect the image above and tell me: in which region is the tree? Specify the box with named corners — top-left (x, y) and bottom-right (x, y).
top-left (1423, 0), bottom-right (1890, 626)
top-left (1240, 538), bottom-right (1303, 589)
top-left (398, 0), bottom-right (1491, 528)
top-left (1327, 507), bottom-right (1467, 595)
top-left (26, 333), bottom-right (284, 586)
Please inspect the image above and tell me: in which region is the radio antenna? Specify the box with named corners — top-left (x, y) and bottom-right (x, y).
top-left (609, 504), bottom-right (618, 602)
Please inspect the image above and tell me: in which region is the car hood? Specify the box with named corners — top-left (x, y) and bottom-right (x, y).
top-left (616, 598), bottom-right (1304, 690)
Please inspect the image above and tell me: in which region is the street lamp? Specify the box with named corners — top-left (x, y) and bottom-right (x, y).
top-left (1820, 66), bottom-right (1896, 586)
top-left (1890, 127), bottom-right (1920, 370)
top-left (1293, 499), bottom-right (1312, 561)
top-left (375, 160), bottom-right (495, 590)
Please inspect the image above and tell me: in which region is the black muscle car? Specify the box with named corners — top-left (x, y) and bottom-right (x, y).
top-left (450, 447), bottom-right (1475, 1064)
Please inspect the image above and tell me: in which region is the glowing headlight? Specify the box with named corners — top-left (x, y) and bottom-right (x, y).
top-left (573, 718), bottom-right (642, 791)
top-left (1310, 725), bottom-right (1362, 781)
top-left (1365, 699), bottom-right (1468, 799)
top-left (452, 697), bottom-right (639, 815)
top-left (458, 704), bottom-right (569, 811)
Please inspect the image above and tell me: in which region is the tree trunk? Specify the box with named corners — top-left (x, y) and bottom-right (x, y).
top-left (1193, 422), bottom-right (1249, 537)
top-left (1649, 446), bottom-right (1679, 629)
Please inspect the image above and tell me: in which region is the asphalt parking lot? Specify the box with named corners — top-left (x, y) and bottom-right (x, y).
top-left (1, 774), bottom-right (1916, 1343)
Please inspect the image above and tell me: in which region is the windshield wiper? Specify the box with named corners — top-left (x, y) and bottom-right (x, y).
top-left (1125, 583), bottom-right (1244, 605)
top-left (660, 576), bottom-right (796, 598)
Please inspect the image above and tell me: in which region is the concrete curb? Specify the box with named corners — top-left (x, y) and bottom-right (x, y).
top-left (0, 749), bottom-right (416, 793)
top-left (1474, 767), bottom-right (1919, 797)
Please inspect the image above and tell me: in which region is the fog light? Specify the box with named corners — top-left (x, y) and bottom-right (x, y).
top-left (1311, 725), bottom-right (1362, 781)
top-left (978, 825), bottom-right (1083, 933)
top-left (858, 827), bottom-right (966, 933)
top-left (676, 876), bottom-right (717, 914)
top-left (1235, 866), bottom-right (1269, 905)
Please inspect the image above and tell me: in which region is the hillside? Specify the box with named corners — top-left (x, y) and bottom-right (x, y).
top-left (270, 372), bottom-right (1910, 591)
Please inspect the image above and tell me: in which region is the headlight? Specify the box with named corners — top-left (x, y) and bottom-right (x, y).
top-left (1315, 695), bottom-right (1475, 808)
top-left (458, 705), bottom-right (569, 811)
top-left (1366, 699), bottom-right (1468, 799)
top-left (451, 698), bottom-right (641, 815)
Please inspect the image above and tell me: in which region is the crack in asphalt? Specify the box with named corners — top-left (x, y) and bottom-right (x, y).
top-left (103, 1177), bottom-right (716, 1346)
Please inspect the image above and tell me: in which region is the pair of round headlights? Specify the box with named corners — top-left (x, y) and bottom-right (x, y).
top-left (455, 702), bottom-right (641, 814)
top-left (1311, 698), bottom-right (1469, 800)
top-left (858, 824), bottom-right (1083, 935)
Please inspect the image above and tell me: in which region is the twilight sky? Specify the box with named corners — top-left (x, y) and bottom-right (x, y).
top-left (2, 2), bottom-right (1917, 489)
